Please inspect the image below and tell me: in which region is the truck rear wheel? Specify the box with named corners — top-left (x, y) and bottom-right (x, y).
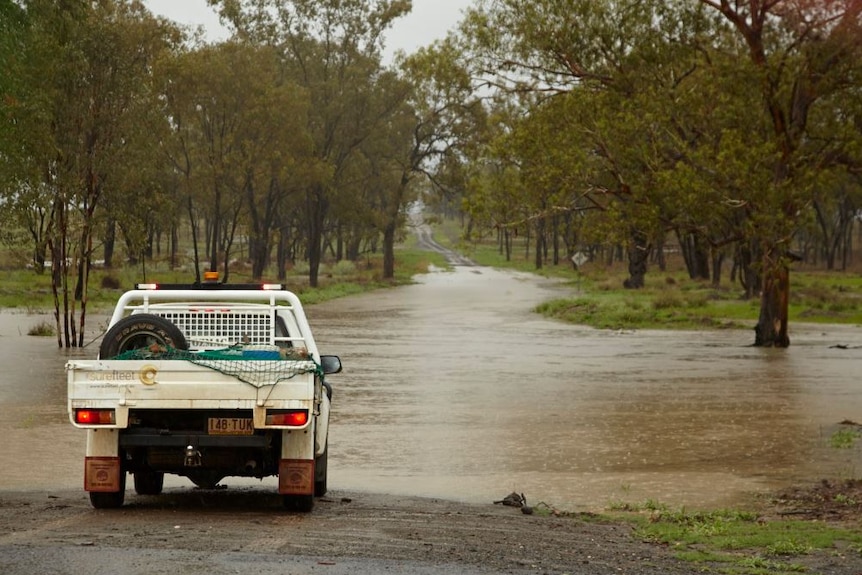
top-left (314, 445), bottom-right (328, 497)
top-left (99, 314), bottom-right (187, 359)
top-left (133, 470), bottom-right (164, 495)
top-left (89, 472), bottom-right (127, 509)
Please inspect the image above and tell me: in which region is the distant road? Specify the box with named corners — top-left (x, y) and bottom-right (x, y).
top-left (411, 219), bottom-right (476, 267)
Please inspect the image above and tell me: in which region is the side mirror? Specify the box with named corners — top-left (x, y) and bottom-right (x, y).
top-left (320, 355), bottom-right (342, 375)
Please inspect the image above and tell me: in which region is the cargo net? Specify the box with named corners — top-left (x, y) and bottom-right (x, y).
top-left (110, 344), bottom-right (321, 388)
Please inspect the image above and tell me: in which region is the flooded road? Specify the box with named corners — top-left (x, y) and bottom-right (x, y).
top-left (1, 267), bottom-right (861, 512)
top-left (312, 266), bottom-right (862, 511)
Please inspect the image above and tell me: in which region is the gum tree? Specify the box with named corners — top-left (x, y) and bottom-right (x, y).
top-left (462, 0), bottom-right (717, 287)
top-left (7, 0), bottom-right (176, 347)
top-left (211, 0), bottom-right (412, 287)
top-left (463, 0), bottom-right (862, 347)
top-left (698, 0), bottom-right (862, 346)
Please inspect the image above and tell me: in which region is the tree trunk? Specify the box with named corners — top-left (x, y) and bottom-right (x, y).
top-left (623, 230), bottom-right (650, 289)
top-left (534, 218), bottom-right (544, 270)
top-left (552, 215), bottom-right (560, 265)
top-left (711, 249), bottom-right (724, 288)
top-left (754, 251), bottom-right (790, 347)
top-left (187, 196), bottom-right (201, 284)
top-left (170, 224), bottom-right (178, 269)
top-left (103, 218), bottom-right (116, 269)
top-left (735, 242), bottom-right (760, 299)
top-left (382, 222), bottom-right (396, 279)
top-left (306, 185), bottom-right (328, 288)
top-left (209, 183), bottom-right (221, 273)
top-left (655, 235), bottom-right (666, 272)
top-left (677, 230), bottom-right (710, 280)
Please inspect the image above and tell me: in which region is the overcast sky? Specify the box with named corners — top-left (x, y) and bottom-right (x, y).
top-left (143, 0), bottom-right (472, 60)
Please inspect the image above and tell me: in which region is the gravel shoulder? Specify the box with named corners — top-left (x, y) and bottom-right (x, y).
top-left (0, 487), bottom-right (694, 575)
top-left (2, 485), bottom-right (861, 575)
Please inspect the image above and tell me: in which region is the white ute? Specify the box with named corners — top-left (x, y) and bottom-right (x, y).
top-left (66, 277), bottom-right (341, 511)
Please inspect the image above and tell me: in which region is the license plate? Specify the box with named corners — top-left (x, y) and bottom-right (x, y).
top-left (207, 417), bottom-right (254, 435)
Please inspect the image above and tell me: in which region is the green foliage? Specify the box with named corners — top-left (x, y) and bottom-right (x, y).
top-left (1, 0), bottom-right (185, 345)
top-left (1, 0), bottom-right (452, 345)
top-left (459, 0), bottom-right (862, 345)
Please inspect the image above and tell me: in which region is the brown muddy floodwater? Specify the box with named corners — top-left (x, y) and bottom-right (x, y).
top-left (1, 266), bottom-right (861, 512)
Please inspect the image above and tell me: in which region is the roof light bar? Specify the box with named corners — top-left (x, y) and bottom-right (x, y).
top-left (132, 281), bottom-right (286, 291)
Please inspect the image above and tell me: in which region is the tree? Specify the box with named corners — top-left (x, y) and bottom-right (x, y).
top-left (375, 40), bottom-right (487, 278)
top-left (6, 0), bottom-right (178, 347)
top-left (212, 0), bottom-right (412, 287)
top-left (698, 0), bottom-right (862, 346)
top-left (463, 0), bottom-right (862, 347)
top-left (463, 0), bottom-right (713, 286)
top-left (160, 41), bottom-right (312, 281)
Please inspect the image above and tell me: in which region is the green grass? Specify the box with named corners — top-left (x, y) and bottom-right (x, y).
top-left (604, 502), bottom-right (862, 575)
top-left (0, 246), bottom-right (450, 311)
top-left (830, 428), bottom-right (862, 450)
top-left (431, 218), bottom-right (862, 330)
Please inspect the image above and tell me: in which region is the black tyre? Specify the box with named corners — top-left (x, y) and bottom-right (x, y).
top-left (133, 470), bottom-right (164, 495)
top-left (99, 314), bottom-right (187, 359)
top-left (89, 472), bottom-right (127, 509)
top-left (283, 494), bottom-right (314, 512)
top-left (314, 444), bottom-right (328, 497)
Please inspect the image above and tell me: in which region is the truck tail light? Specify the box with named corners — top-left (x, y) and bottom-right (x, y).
top-left (265, 410), bottom-right (308, 426)
top-left (75, 409), bottom-right (116, 425)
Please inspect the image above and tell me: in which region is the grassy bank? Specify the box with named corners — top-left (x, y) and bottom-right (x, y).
top-left (0, 244), bottom-right (449, 312)
top-left (430, 218), bottom-right (862, 330)
top-left (607, 500), bottom-right (862, 575)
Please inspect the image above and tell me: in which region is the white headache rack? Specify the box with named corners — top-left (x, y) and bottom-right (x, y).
top-left (107, 289), bottom-right (316, 355)
top-left (153, 307), bottom-right (280, 349)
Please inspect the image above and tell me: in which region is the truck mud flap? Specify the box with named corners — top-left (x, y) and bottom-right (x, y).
top-left (84, 456), bottom-right (122, 492)
top-left (278, 459), bottom-right (314, 495)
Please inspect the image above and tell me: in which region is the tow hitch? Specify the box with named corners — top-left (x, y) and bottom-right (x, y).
top-left (184, 444), bottom-right (202, 467)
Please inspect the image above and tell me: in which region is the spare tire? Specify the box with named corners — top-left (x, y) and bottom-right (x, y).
top-left (99, 314), bottom-right (188, 359)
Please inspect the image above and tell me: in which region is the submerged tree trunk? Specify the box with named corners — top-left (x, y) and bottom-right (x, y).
top-left (753, 249), bottom-right (790, 348)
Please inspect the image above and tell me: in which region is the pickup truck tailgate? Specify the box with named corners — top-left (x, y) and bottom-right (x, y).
top-left (67, 359), bottom-right (317, 427)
